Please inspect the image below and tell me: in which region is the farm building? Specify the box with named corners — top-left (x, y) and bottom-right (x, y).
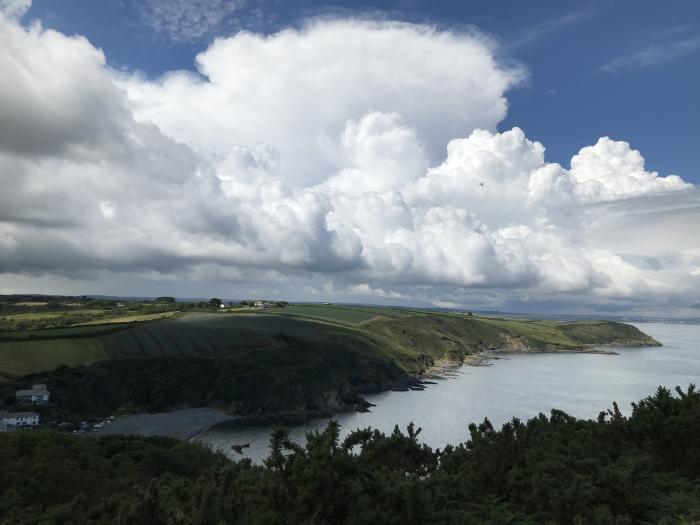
top-left (15, 384), bottom-right (50, 405)
top-left (0, 411), bottom-right (39, 429)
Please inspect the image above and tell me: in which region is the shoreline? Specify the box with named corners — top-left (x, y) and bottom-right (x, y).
top-left (421, 344), bottom-right (622, 377)
top-left (95, 344), bottom-right (649, 441)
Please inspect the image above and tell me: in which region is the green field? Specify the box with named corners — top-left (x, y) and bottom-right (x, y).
top-left (0, 309), bottom-right (106, 321)
top-left (103, 313), bottom-right (373, 358)
top-left (80, 311), bottom-right (183, 325)
top-left (0, 306), bottom-right (659, 379)
top-left (477, 318), bottom-right (580, 348)
top-left (275, 304), bottom-right (410, 324)
top-left (0, 324), bottom-right (128, 341)
top-left (1, 312), bottom-right (71, 322)
top-left (0, 337), bottom-right (108, 377)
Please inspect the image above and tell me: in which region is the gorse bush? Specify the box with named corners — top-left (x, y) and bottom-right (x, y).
top-left (1, 385), bottom-right (699, 524)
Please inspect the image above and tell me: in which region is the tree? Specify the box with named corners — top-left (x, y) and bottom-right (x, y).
top-left (209, 298), bottom-right (222, 308)
top-left (155, 296), bottom-right (176, 304)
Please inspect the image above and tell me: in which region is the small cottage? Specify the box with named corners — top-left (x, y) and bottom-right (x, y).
top-left (15, 384), bottom-right (51, 405)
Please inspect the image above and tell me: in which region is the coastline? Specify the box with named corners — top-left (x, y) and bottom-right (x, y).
top-left (422, 344), bottom-right (623, 376)
top-left (93, 343), bottom-right (653, 442)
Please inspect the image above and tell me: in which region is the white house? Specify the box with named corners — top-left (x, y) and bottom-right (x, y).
top-left (0, 411), bottom-right (40, 428)
top-left (15, 384), bottom-right (50, 405)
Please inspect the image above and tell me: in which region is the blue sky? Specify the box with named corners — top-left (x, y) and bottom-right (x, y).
top-left (25, 0), bottom-right (700, 183)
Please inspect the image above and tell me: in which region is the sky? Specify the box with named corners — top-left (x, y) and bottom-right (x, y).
top-left (0, 0), bottom-right (699, 315)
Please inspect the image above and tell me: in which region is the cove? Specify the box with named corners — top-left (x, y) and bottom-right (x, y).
top-left (197, 322), bottom-right (700, 463)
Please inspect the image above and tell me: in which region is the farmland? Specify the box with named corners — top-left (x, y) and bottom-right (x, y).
top-left (0, 337), bottom-right (108, 378)
top-left (102, 313), bottom-right (375, 358)
top-left (0, 293), bottom-right (200, 333)
top-left (0, 303), bottom-right (660, 419)
top-left (276, 304), bottom-right (411, 324)
top-left (0, 306), bottom-right (660, 379)
top-left (0, 324), bottom-right (129, 341)
top-left (80, 310), bottom-right (183, 325)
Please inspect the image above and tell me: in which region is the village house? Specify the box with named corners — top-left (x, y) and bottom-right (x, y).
top-left (0, 410), bottom-right (40, 430)
top-left (254, 300), bottom-right (265, 308)
top-left (15, 384), bottom-right (50, 405)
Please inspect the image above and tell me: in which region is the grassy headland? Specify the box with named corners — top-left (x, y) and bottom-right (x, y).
top-left (0, 298), bottom-right (660, 422)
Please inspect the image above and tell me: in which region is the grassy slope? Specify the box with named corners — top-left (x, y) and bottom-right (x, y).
top-left (362, 315), bottom-right (505, 371)
top-left (557, 320), bottom-right (660, 346)
top-left (0, 307), bottom-right (660, 418)
top-left (0, 308), bottom-right (659, 378)
top-left (0, 324), bottom-right (128, 341)
top-left (8, 314), bottom-right (407, 418)
top-left (0, 338), bottom-right (109, 377)
top-left (360, 314), bottom-right (660, 371)
top-left (275, 304), bottom-right (410, 324)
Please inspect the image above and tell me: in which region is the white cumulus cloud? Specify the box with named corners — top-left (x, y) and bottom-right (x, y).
top-left (0, 14), bottom-right (697, 315)
top-left (122, 19), bottom-right (524, 185)
top-left (570, 137), bottom-right (691, 201)
top-left (0, 0), bottom-right (30, 20)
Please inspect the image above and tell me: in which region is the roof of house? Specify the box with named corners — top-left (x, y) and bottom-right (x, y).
top-left (15, 387), bottom-right (50, 396)
top-left (0, 411), bottom-right (39, 419)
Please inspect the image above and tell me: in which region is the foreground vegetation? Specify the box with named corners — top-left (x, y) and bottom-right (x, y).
top-left (1, 386), bottom-right (698, 523)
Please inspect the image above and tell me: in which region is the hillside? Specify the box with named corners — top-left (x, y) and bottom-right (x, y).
top-left (0, 306), bottom-right (660, 420)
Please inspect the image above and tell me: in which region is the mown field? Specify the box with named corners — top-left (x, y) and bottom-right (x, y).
top-left (79, 310), bottom-right (183, 325)
top-left (276, 304), bottom-right (411, 324)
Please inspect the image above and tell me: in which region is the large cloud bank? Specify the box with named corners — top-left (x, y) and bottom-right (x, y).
top-left (0, 12), bottom-right (697, 313)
